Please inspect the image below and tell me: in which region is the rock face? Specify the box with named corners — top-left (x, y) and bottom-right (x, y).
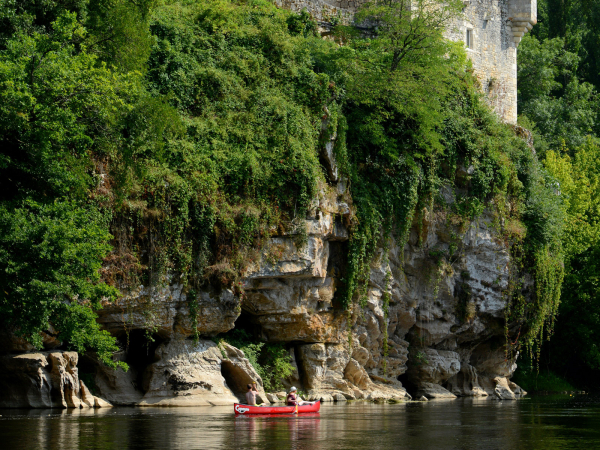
top-left (234, 187), bottom-right (526, 402)
top-left (139, 340), bottom-right (267, 406)
top-left (96, 285), bottom-right (240, 339)
top-left (0, 182), bottom-right (527, 406)
top-left (0, 351), bottom-right (111, 408)
top-left (93, 339), bottom-right (269, 407)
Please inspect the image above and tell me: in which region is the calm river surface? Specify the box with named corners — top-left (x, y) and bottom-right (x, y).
top-left (1, 395), bottom-right (599, 449)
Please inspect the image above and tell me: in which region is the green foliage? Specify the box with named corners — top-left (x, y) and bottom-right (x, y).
top-left (338, 0), bottom-right (464, 309)
top-left (113, 0), bottom-right (331, 288)
top-left (530, 246), bottom-right (564, 354)
top-left (552, 244), bottom-right (600, 373)
top-left (0, 9), bottom-right (138, 367)
top-left (286, 8), bottom-right (318, 37)
top-left (84, 0), bottom-right (155, 71)
top-left (518, 34), bottom-right (597, 154)
top-left (543, 140), bottom-right (600, 258)
top-left (511, 366), bottom-right (575, 392)
top-left (0, 200), bottom-right (124, 368)
top-left (520, 1), bottom-right (600, 383)
top-left (0, 10), bottom-right (139, 201)
top-left (540, 141), bottom-right (600, 375)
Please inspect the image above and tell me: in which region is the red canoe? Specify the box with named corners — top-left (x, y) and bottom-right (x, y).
top-left (234, 401), bottom-right (321, 415)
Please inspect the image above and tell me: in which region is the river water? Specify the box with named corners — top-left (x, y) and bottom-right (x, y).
top-left (1, 395), bottom-right (599, 449)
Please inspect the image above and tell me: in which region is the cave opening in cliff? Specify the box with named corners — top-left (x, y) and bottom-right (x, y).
top-left (397, 372), bottom-right (418, 397)
top-left (123, 330), bottom-right (163, 367)
top-left (219, 310), bottom-right (264, 399)
top-left (78, 354), bottom-right (99, 393)
top-left (220, 360), bottom-right (253, 401)
top-left (119, 330), bottom-right (164, 392)
top-left (232, 309), bottom-right (263, 339)
top-left (328, 240), bottom-right (349, 310)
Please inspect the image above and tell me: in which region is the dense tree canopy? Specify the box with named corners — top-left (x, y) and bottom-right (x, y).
top-left (516, 0), bottom-right (600, 386)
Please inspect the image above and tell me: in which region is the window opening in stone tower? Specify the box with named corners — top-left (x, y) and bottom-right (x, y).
top-left (466, 29), bottom-right (473, 49)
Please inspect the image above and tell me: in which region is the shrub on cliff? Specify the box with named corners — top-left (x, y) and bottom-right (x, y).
top-left (0, 9), bottom-right (142, 368)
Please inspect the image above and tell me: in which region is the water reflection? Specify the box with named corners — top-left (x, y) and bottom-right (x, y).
top-left (0, 396), bottom-right (599, 450)
top-left (231, 413), bottom-right (321, 449)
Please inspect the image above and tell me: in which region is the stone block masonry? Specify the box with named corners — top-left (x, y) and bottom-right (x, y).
top-left (274, 0), bottom-right (537, 124)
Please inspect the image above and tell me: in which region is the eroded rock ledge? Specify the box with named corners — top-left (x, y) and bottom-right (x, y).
top-left (0, 352), bottom-right (111, 408)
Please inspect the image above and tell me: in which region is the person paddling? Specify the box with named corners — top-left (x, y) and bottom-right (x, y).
top-left (286, 386), bottom-right (315, 406)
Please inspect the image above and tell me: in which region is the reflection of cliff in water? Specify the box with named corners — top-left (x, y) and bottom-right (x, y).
top-left (1, 396), bottom-right (599, 450)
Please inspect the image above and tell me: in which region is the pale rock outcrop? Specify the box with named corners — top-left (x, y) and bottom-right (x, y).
top-left (232, 187), bottom-right (526, 402)
top-left (296, 342), bottom-right (410, 402)
top-left (241, 202), bottom-right (350, 344)
top-left (467, 344), bottom-right (526, 398)
top-left (415, 382), bottom-right (457, 399)
top-left (0, 177), bottom-right (530, 406)
top-left (0, 351), bottom-right (111, 408)
top-left (509, 380), bottom-right (527, 397)
top-left (219, 342), bottom-right (269, 404)
top-left (406, 348), bottom-right (462, 399)
top-left (407, 348), bottom-right (461, 386)
top-left (242, 276), bottom-right (346, 342)
top-left (136, 339), bottom-right (268, 406)
top-left (298, 343), bottom-right (351, 393)
top-left (493, 377), bottom-right (518, 400)
top-left (0, 326), bottom-right (61, 353)
top-left (245, 236), bottom-right (329, 279)
top-left (0, 353), bottom-right (55, 408)
top-left (344, 359), bottom-right (371, 390)
top-left (80, 380), bottom-right (95, 407)
top-left (48, 352), bottom-right (82, 408)
top-left (266, 393), bottom-right (280, 403)
top-left (446, 363), bottom-right (488, 397)
top-left (94, 396), bottom-right (113, 407)
top-left (96, 285), bottom-right (240, 339)
top-left (93, 351), bottom-right (144, 405)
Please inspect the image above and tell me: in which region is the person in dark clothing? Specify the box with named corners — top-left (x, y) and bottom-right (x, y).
top-left (286, 386), bottom-right (315, 406)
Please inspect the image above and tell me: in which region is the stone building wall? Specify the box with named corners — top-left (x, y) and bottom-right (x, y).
top-left (446, 1), bottom-right (518, 122)
top-left (274, 0), bottom-right (537, 124)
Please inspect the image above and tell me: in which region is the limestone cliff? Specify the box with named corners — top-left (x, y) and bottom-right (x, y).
top-left (0, 170), bottom-right (529, 407)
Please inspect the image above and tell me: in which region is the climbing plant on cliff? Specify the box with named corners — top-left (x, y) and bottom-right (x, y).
top-left (336, 0), bottom-right (463, 309)
top-left (90, 2), bottom-right (350, 360)
top-left (332, 0), bottom-right (566, 364)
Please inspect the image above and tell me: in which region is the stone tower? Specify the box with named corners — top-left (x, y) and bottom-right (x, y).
top-left (274, 0), bottom-right (537, 123)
